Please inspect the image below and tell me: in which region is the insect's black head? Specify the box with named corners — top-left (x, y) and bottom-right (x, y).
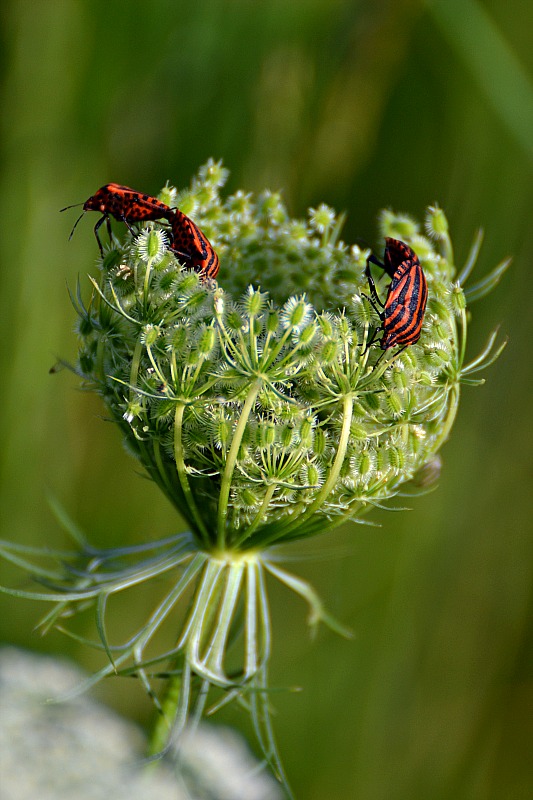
top-left (384, 238), bottom-right (418, 275)
top-left (83, 187), bottom-right (109, 212)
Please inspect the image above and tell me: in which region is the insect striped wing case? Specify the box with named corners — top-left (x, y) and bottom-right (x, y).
top-left (381, 255), bottom-right (428, 349)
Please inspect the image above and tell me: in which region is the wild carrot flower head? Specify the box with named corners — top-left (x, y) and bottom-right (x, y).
top-left (1, 162), bottom-right (508, 797)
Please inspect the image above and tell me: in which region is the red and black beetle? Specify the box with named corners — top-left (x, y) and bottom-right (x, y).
top-left (61, 184), bottom-right (174, 255)
top-left (62, 183), bottom-right (220, 281)
top-left (364, 237), bottom-right (428, 352)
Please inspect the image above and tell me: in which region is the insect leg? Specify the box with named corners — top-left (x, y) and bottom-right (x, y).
top-left (361, 292), bottom-right (384, 319)
top-left (362, 324), bottom-right (382, 354)
top-left (170, 248), bottom-right (193, 264)
top-left (373, 342), bottom-right (409, 370)
top-left (118, 215), bottom-right (137, 238)
top-left (365, 260), bottom-right (385, 309)
top-left (372, 348), bottom-right (389, 368)
top-left (366, 253), bottom-right (385, 270)
top-left (93, 215), bottom-right (107, 256)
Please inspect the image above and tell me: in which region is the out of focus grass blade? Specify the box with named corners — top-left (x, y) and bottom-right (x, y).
top-left (427, 0), bottom-right (533, 164)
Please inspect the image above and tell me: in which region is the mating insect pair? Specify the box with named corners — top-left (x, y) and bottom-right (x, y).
top-left (363, 237), bottom-right (428, 356)
top-left (61, 183), bottom-right (219, 280)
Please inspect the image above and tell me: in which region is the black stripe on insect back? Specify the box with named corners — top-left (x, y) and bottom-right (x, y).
top-left (381, 259), bottom-right (427, 349)
top-left (364, 238), bottom-right (428, 353)
top-left (196, 225), bottom-right (220, 278)
top-left (168, 209), bottom-right (220, 280)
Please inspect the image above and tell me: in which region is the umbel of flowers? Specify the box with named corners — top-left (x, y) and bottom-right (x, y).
top-left (0, 161), bottom-right (507, 796)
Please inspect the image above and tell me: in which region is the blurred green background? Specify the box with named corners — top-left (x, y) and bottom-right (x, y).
top-left (1, 0), bottom-right (531, 797)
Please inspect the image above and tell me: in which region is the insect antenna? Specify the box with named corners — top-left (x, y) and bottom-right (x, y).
top-left (59, 202), bottom-right (84, 212)
top-left (66, 211), bottom-right (86, 241)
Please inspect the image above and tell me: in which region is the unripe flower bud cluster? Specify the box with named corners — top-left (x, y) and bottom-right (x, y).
top-left (75, 161), bottom-right (505, 555)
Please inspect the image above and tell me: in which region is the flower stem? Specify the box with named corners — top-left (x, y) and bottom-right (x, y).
top-left (235, 484), bottom-right (277, 547)
top-left (147, 672), bottom-right (181, 757)
top-left (173, 403), bottom-right (210, 546)
top-left (217, 382), bottom-right (261, 548)
top-left (433, 384), bottom-right (460, 452)
top-left (202, 560), bottom-right (245, 680)
top-left (271, 393), bottom-right (354, 539)
top-left (143, 258), bottom-right (153, 301)
top-left (129, 339), bottom-right (143, 402)
top-left (457, 306), bottom-right (468, 370)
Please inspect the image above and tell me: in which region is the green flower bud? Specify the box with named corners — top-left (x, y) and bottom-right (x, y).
top-left (317, 312), bottom-right (335, 337)
top-left (385, 390), bottom-right (405, 419)
top-left (141, 324), bottom-right (160, 347)
top-left (266, 308), bottom-right (280, 333)
top-left (351, 447), bottom-right (376, 484)
top-left (135, 228), bottom-right (168, 264)
top-left (451, 283), bottom-right (467, 313)
top-left (379, 208), bottom-right (418, 239)
top-left (388, 442), bottom-right (408, 473)
top-left (197, 325), bottom-right (216, 356)
top-left (279, 424), bottom-right (296, 449)
top-left (309, 203), bottom-right (336, 234)
top-left (242, 286), bottom-right (267, 316)
top-left (320, 339), bottom-right (339, 363)
top-left (425, 204), bottom-right (449, 240)
top-left (280, 296), bottom-right (313, 330)
top-left (258, 419), bottom-right (277, 448)
top-left (299, 415), bottom-right (314, 447)
top-left (167, 323), bottom-right (190, 353)
top-left (158, 182), bottom-right (177, 208)
top-left (314, 427), bottom-right (329, 457)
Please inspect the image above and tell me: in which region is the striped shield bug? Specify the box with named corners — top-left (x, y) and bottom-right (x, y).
top-left (363, 237), bottom-right (428, 354)
top-left (61, 184), bottom-right (174, 255)
top-left (168, 208), bottom-right (220, 280)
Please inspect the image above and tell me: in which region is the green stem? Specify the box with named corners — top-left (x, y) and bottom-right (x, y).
top-left (244, 560), bottom-right (259, 678)
top-left (259, 323), bottom-right (295, 371)
top-left (173, 403), bottom-right (210, 546)
top-left (216, 313), bottom-right (249, 367)
top-left (185, 560), bottom-right (226, 675)
top-left (432, 384), bottom-right (460, 452)
top-left (256, 561), bottom-right (271, 664)
top-left (277, 393), bottom-right (354, 535)
top-left (203, 561), bottom-right (245, 680)
top-left (151, 439), bottom-right (175, 497)
top-left (443, 230), bottom-right (454, 266)
top-left (143, 258), bottom-right (153, 302)
top-left (148, 673), bottom-right (181, 757)
top-left (457, 306), bottom-right (468, 371)
top-left (249, 313), bottom-right (258, 365)
top-left (235, 484), bottom-right (277, 548)
top-left (129, 339), bottom-right (144, 402)
top-left (216, 382), bottom-right (261, 548)
top-left (145, 343), bottom-right (166, 384)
